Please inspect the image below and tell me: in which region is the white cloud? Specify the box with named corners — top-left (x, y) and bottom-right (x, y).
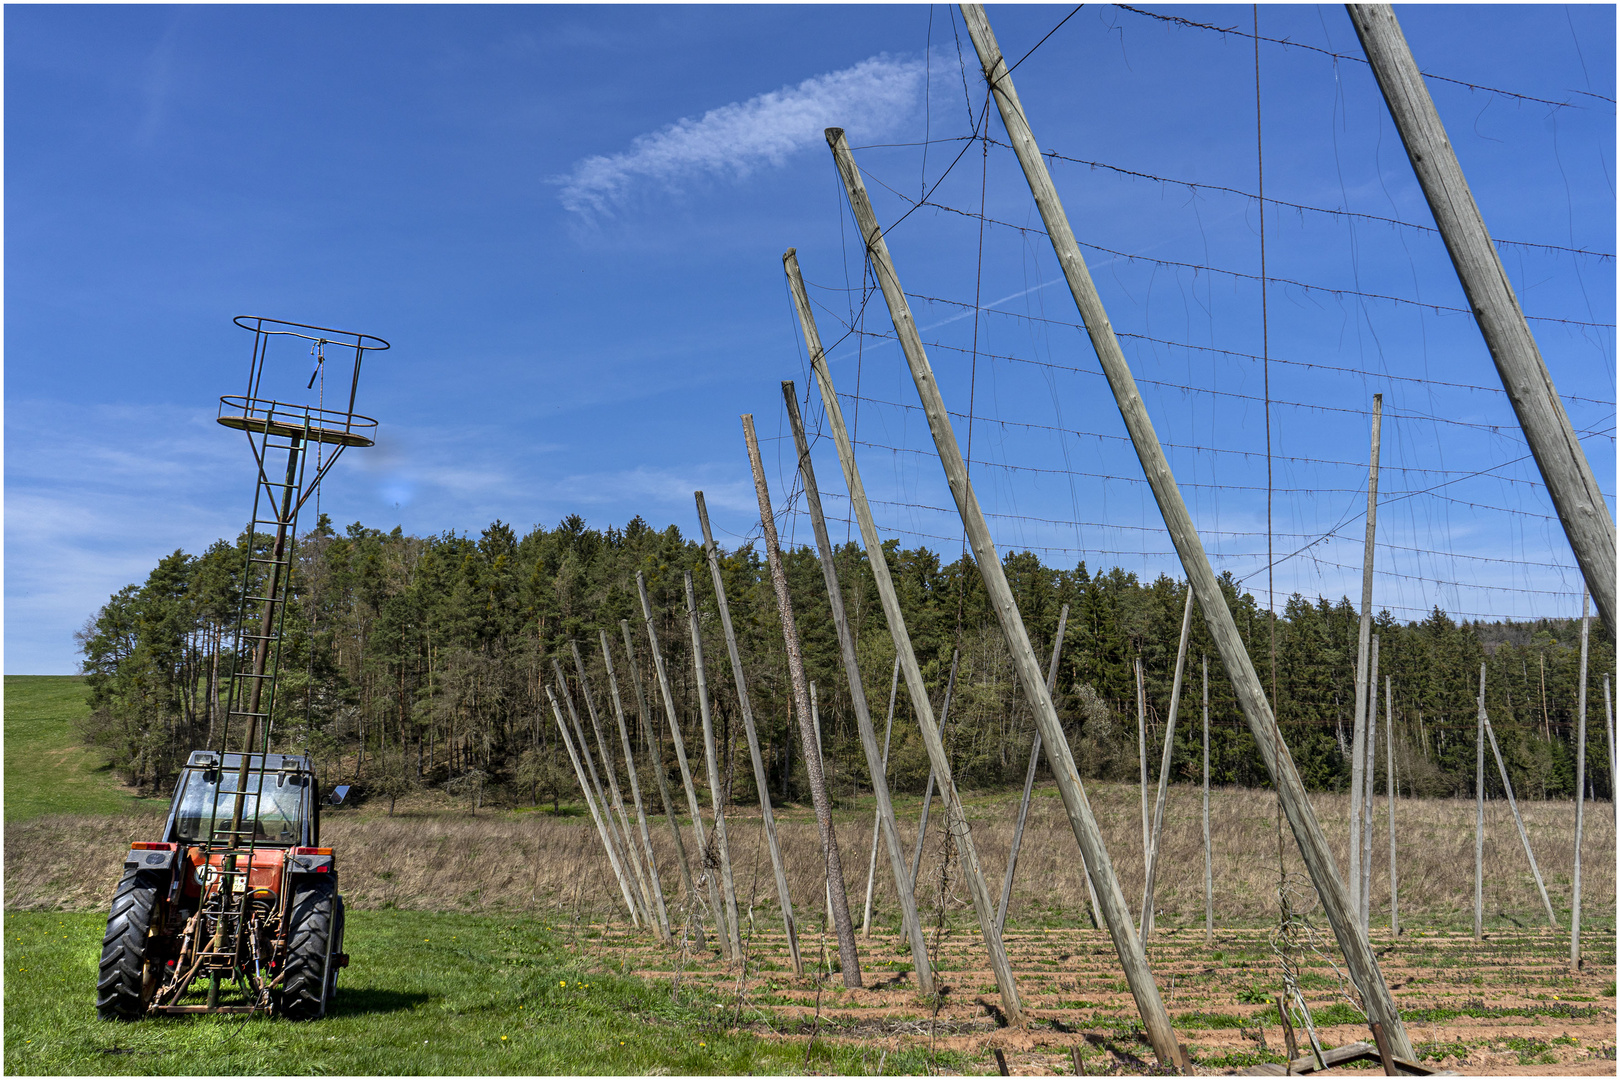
top-left (556, 53), bottom-right (928, 218)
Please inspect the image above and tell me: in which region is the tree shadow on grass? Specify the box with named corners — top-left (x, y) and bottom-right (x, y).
top-left (329, 988), bottom-right (433, 1017)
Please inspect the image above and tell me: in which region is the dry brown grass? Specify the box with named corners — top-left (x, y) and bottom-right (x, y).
top-left (7, 780), bottom-right (1611, 938)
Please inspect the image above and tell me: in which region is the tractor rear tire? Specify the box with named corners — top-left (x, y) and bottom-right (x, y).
top-left (97, 868), bottom-right (163, 1020)
top-left (277, 876), bottom-right (336, 1020)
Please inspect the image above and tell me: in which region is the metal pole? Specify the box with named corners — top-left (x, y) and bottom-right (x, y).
top-left (1362, 635), bottom-right (1380, 932)
top-left (1143, 588), bottom-right (1196, 937)
top-left (783, 250), bottom-right (1024, 1027)
top-left (782, 386), bottom-right (935, 991)
top-left (683, 572), bottom-right (743, 961)
top-left (637, 572), bottom-right (729, 957)
top-left (742, 414), bottom-right (863, 988)
top-left (957, 6), bottom-right (1410, 1059)
top-left (600, 630), bottom-right (672, 942)
top-left (1475, 665), bottom-right (1486, 941)
top-left (825, 129), bottom-right (1178, 1055)
top-left (548, 686), bottom-right (640, 923)
top-left (693, 491), bottom-right (802, 973)
top-left (998, 604), bottom-right (1070, 934)
top-left (1347, 4), bottom-right (1616, 638)
top-left (1350, 396), bottom-right (1384, 928)
top-left (1385, 675), bottom-right (1398, 938)
top-left (862, 658), bottom-right (902, 937)
top-left (1203, 655), bottom-right (1213, 946)
top-left (1573, 590), bottom-right (1589, 970)
top-left (620, 619), bottom-right (705, 952)
top-left (1484, 704), bottom-right (1559, 928)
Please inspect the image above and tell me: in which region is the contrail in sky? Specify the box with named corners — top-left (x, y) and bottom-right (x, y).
top-left (556, 53), bottom-right (928, 217)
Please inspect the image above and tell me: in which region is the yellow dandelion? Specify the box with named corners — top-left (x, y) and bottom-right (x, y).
top-left (560, 980), bottom-right (567, 986)
top-left (502, 1036), bottom-right (508, 1041)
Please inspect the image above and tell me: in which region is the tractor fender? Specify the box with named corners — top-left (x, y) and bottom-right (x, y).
top-left (124, 844), bottom-right (179, 872)
top-left (288, 852), bottom-right (335, 875)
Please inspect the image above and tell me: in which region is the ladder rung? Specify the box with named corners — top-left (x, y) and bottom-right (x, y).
top-left (227, 710), bottom-right (269, 719)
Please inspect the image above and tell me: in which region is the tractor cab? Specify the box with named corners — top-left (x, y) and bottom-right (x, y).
top-left (164, 751), bottom-right (320, 849)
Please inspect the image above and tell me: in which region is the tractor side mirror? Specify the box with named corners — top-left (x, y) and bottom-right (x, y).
top-left (324, 785), bottom-right (351, 805)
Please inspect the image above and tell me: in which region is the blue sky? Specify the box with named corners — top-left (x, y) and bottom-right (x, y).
top-left (7, 4), bottom-right (1615, 674)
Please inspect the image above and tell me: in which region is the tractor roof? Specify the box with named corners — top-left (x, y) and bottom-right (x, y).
top-left (185, 750), bottom-right (316, 774)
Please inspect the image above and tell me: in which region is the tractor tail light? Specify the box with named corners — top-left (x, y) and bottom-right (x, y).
top-left (131, 842), bottom-right (173, 850)
top-left (293, 847), bottom-right (333, 856)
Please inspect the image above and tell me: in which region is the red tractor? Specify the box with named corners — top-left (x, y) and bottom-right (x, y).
top-left (97, 750), bottom-right (350, 1019)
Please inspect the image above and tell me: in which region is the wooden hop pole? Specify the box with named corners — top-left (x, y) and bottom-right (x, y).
top-left (783, 248), bottom-right (1023, 1027)
top-left (956, 6), bottom-right (1411, 1059)
top-left (620, 619), bottom-right (705, 952)
top-left (1137, 659), bottom-right (1150, 892)
top-left (694, 491), bottom-right (802, 974)
top-left (910, 651), bottom-right (959, 891)
top-left (1385, 675), bottom-right (1398, 937)
top-left (998, 603), bottom-right (1070, 934)
top-left (600, 629), bottom-right (673, 942)
top-left (548, 685), bottom-right (640, 923)
top-left (637, 572), bottom-right (731, 957)
top-left (1572, 589), bottom-right (1588, 971)
top-left (1143, 588), bottom-right (1196, 937)
top-left (1203, 656), bottom-right (1213, 946)
top-left (741, 413), bottom-right (863, 988)
top-left (1350, 396), bottom-right (1383, 927)
top-left (1475, 665), bottom-right (1486, 941)
top-left (862, 658), bottom-right (902, 936)
top-left (782, 385), bottom-right (935, 991)
top-left (1483, 702), bottom-right (1559, 928)
top-left (1348, 4), bottom-right (1616, 638)
top-left (683, 571), bottom-right (743, 961)
top-left (1362, 635), bottom-right (1380, 933)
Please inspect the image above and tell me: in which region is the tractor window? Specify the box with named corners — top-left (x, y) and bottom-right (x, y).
top-left (173, 768), bottom-right (307, 845)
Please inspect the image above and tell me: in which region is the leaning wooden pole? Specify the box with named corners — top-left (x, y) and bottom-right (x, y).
top-left (1385, 675), bottom-right (1398, 938)
top-left (1143, 588), bottom-right (1196, 937)
top-left (829, 128), bottom-right (1179, 1055)
top-left (1137, 658), bottom-right (1150, 914)
top-left (741, 413), bottom-right (863, 988)
top-left (600, 629), bottom-right (673, 942)
top-left (1349, 396), bottom-right (1383, 928)
top-left (1573, 590), bottom-right (1588, 970)
top-left (783, 249), bottom-right (1025, 1028)
top-left (1347, 4), bottom-right (1616, 638)
top-left (572, 641), bottom-right (658, 924)
top-left (621, 619), bottom-right (706, 952)
top-left (683, 571), bottom-right (744, 961)
top-left (862, 658), bottom-right (902, 936)
top-left (782, 384), bottom-right (935, 991)
top-left (694, 491), bottom-right (802, 974)
top-left (910, 650), bottom-right (959, 891)
top-left (1483, 703), bottom-right (1559, 928)
top-left (998, 603), bottom-right (1070, 934)
top-left (637, 572), bottom-right (731, 958)
top-left (1475, 665), bottom-right (1486, 941)
top-left (1203, 656), bottom-right (1213, 946)
top-left (958, 6), bottom-right (1412, 1059)
top-left (554, 660), bottom-right (647, 926)
top-left (548, 685), bottom-right (640, 923)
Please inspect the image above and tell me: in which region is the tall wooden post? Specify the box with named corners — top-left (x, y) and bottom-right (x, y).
top-left (783, 250), bottom-right (1025, 1027)
top-left (1137, 659), bottom-right (1150, 894)
top-left (957, 7), bottom-right (1411, 1059)
top-left (637, 571), bottom-right (730, 957)
top-left (1605, 676), bottom-right (1615, 821)
top-left (548, 685), bottom-right (640, 924)
top-left (782, 385), bottom-right (935, 990)
top-left (694, 491), bottom-right (802, 974)
top-left (572, 641), bottom-right (657, 922)
top-left (863, 658), bottom-right (902, 936)
top-left (811, 684), bottom-right (835, 932)
top-left (1572, 590), bottom-right (1589, 970)
top-left (826, 127), bottom-right (1181, 1054)
top-left (599, 629), bottom-right (673, 942)
top-left (1143, 588), bottom-right (1196, 937)
top-left (1475, 665), bottom-right (1486, 941)
top-left (998, 603), bottom-right (1070, 934)
top-left (1350, 396), bottom-right (1383, 928)
top-left (683, 571), bottom-right (744, 960)
top-left (1385, 675), bottom-right (1398, 937)
top-left (554, 660), bottom-right (647, 926)
top-left (1203, 656), bottom-right (1213, 946)
top-left (742, 413), bottom-right (863, 988)
top-left (910, 650), bottom-right (959, 890)
top-left (1362, 635), bottom-right (1380, 932)
top-left (620, 619), bottom-right (705, 951)
top-left (1347, 4), bottom-right (1616, 638)
top-left (1483, 705), bottom-right (1558, 927)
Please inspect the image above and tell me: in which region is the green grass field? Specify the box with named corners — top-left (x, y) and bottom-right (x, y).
top-left (3, 909), bottom-right (952, 1076)
top-left (4, 675), bottom-right (149, 822)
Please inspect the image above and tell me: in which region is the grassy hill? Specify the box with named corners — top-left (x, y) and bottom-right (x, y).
top-left (4, 676), bottom-right (147, 821)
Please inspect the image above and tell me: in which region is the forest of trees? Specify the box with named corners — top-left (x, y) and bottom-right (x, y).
top-left (76, 512), bottom-right (1615, 814)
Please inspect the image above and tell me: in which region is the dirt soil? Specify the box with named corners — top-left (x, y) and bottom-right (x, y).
top-left (570, 920), bottom-right (1616, 1076)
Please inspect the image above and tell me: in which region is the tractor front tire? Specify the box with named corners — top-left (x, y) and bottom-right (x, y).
top-left (277, 876), bottom-right (336, 1020)
top-left (96, 868), bottom-right (163, 1020)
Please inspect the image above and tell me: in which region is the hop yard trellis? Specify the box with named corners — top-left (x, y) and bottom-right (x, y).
top-left (540, 5), bottom-right (1613, 1074)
